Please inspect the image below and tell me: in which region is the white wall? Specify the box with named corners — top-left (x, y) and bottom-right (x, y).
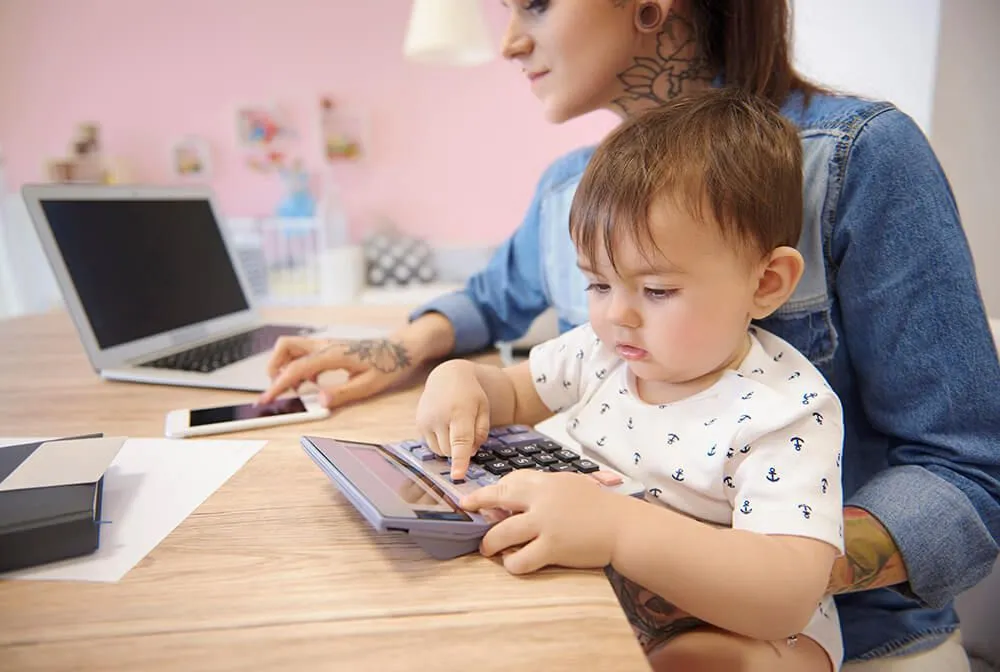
top-left (792, 0), bottom-right (942, 133)
top-left (930, 0), bottom-right (1000, 318)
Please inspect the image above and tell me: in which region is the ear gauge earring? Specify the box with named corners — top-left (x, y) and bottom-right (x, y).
top-left (636, 2), bottom-right (663, 32)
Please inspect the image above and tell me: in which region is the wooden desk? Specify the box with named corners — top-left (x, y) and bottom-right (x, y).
top-left (0, 307), bottom-right (648, 671)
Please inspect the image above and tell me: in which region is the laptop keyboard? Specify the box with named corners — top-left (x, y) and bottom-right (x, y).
top-left (140, 325), bottom-right (310, 374)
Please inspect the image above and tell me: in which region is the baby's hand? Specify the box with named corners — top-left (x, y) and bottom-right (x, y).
top-left (460, 470), bottom-right (623, 574)
top-left (415, 360), bottom-right (491, 480)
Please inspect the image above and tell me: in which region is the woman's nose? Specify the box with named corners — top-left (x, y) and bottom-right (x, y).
top-left (501, 15), bottom-right (532, 60)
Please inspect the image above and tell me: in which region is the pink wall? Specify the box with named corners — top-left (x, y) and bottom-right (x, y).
top-left (0, 0), bottom-right (617, 244)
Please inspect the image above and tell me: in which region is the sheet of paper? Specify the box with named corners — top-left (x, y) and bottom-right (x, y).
top-left (0, 437), bottom-right (266, 583)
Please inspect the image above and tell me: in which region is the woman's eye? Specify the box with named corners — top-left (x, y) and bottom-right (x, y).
top-left (524, 0), bottom-right (549, 13)
top-left (585, 282), bottom-right (610, 294)
top-left (645, 287), bottom-right (678, 300)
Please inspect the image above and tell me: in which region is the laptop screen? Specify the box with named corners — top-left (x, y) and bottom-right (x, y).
top-left (40, 198), bottom-right (250, 349)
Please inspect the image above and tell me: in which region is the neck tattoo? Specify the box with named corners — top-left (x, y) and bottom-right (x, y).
top-left (611, 10), bottom-right (715, 118)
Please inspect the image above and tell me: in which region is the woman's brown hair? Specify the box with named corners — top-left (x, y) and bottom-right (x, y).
top-left (689, 0), bottom-right (821, 105)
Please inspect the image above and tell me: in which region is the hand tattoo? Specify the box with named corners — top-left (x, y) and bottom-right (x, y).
top-left (337, 339), bottom-right (412, 374)
top-left (827, 507), bottom-right (907, 594)
top-left (612, 10), bottom-right (716, 117)
top-left (604, 566), bottom-right (705, 654)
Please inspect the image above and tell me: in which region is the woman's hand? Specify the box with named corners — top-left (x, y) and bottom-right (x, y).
top-left (415, 359), bottom-right (491, 480)
top-left (259, 312), bottom-right (457, 409)
top-left (259, 335), bottom-right (415, 408)
top-left (460, 469), bottom-right (623, 574)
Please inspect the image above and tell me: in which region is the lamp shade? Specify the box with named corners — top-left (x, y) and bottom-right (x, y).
top-left (403, 0), bottom-right (495, 66)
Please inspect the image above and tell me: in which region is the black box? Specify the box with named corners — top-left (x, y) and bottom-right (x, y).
top-left (0, 435), bottom-right (124, 573)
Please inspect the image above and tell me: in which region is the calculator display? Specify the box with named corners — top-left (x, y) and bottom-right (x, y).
top-left (347, 443), bottom-right (470, 521)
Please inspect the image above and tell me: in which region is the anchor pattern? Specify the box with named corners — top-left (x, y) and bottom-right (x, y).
top-left (525, 322), bottom-right (844, 565)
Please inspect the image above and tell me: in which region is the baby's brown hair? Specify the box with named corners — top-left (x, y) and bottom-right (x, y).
top-left (570, 88), bottom-right (803, 272)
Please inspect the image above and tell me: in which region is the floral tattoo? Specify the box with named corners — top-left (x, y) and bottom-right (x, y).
top-left (612, 10), bottom-right (716, 117)
top-left (333, 339), bottom-right (412, 374)
top-left (604, 566), bottom-right (705, 654)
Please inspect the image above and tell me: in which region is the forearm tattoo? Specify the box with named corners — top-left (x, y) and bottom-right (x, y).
top-left (611, 10), bottom-right (716, 117)
top-left (604, 566), bottom-right (705, 653)
top-left (827, 507), bottom-right (907, 594)
top-left (335, 339), bottom-right (412, 374)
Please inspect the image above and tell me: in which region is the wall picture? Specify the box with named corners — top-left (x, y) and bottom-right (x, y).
top-left (319, 96), bottom-right (365, 162)
top-left (236, 104), bottom-right (293, 149)
top-left (171, 136), bottom-right (211, 178)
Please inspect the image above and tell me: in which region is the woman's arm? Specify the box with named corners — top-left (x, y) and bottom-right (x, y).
top-left (827, 507), bottom-right (907, 594)
top-left (830, 108), bottom-right (1000, 606)
top-left (408, 148), bottom-right (595, 356)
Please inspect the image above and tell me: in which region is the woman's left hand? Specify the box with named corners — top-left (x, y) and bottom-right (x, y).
top-left (460, 470), bottom-right (624, 574)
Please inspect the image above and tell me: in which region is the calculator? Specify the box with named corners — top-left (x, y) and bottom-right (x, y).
top-left (300, 424), bottom-right (645, 560)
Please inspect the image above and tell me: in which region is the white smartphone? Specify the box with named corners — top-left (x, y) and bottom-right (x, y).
top-left (164, 396), bottom-right (330, 438)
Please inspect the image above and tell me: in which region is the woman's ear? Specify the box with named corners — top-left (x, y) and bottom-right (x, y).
top-left (750, 246), bottom-right (804, 320)
top-left (633, 1), bottom-right (674, 34)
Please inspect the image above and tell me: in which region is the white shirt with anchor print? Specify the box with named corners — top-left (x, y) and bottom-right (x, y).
top-left (528, 322), bottom-right (846, 667)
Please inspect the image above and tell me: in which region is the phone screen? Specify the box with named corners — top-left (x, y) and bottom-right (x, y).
top-left (188, 397), bottom-right (308, 427)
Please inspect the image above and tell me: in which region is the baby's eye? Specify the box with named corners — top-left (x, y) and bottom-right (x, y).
top-left (645, 287), bottom-right (679, 300)
top-left (585, 282), bottom-right (611, 294)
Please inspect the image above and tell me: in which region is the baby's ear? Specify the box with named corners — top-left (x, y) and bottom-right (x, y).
top-left (750, 246), bottom-right (804, 320)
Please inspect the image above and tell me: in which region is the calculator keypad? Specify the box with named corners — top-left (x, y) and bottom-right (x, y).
top-left (392, 426), bottom-right (628, 490)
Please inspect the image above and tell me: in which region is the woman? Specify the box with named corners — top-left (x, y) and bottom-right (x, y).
top-left (261, 1), bottom-right (1000, 669)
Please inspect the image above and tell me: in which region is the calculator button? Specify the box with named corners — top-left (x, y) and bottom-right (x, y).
top-left (506, 425), bottom-right (532, 434)
top-left (498, 434), bottom-right (529, 445)
top-left (481, 437), bottom-right (504, 449)
top-left (590, 470), bottom-right (623, 486)
top-left (488, 427), bottom-right (509, 438)
top-left (437, 469), bottom-right (468, 485)
top-left (400, 439), bottom-right (424, 450)
top-left (476, 474), bottom-right (500, 486)
top-left (493, 446), bottom-right (518, 459)
top-left (532, 453), bottom-right (558, 466)
top-left (411, 447), bottom-right (438, 462)
top-left (549, 463), bottom-right (576, 473)
top-left (536, 440), bottom-right (564, 452)
top-left (509, 456), bottom-right (535, 469)
top-left (515, 443), bottom-right (542, 456)
top-left (554, 449), bottom-right (580, 462)
top-left (484, 460), bottom-right (513, 476)
top-left (465, 465), bottom-right (486, 479)
top-left (472, 450), bottom-right (495, 464)
top-left (572, 459), bottom-right (600, 474)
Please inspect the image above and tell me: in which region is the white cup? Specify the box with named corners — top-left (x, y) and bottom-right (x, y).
top-left (318, 245), bottom-right (365, 305)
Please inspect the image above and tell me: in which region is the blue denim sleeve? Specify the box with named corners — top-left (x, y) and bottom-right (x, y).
top-left (408, 203), bottom-right (547, 355)
top-left (831, 108), bottom-right (1000, 608)
top-left (410, 148), bottom-right (594, 355)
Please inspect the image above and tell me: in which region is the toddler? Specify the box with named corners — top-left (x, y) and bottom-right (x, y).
top-left (417, 89), bottom-right (845, 671)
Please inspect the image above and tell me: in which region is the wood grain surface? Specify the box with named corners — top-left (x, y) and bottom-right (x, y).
top-left (0, 307), bottom-right (648, 671)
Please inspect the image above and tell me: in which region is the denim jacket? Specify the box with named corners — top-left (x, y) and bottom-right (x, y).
top-left (412, 91), bottom-right (1000, 661)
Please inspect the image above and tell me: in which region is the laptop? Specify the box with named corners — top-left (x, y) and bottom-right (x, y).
top-left (21, 183), bottom-right (385, 391)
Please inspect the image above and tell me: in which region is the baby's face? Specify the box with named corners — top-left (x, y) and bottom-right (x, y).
top-left (578, 198), bottom-right (762, 398)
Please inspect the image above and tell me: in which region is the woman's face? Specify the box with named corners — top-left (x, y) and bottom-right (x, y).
top-left (500, 0), bottom-right (643, 123)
